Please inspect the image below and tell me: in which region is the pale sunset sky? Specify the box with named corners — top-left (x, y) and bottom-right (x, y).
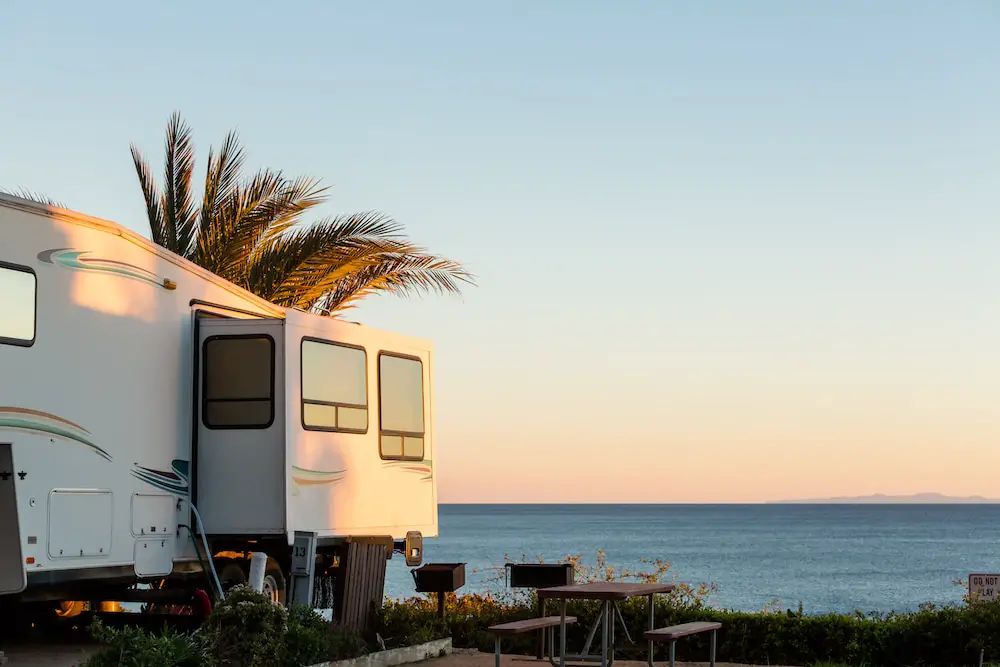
top-left (3, 2), bottom-right (999, 503)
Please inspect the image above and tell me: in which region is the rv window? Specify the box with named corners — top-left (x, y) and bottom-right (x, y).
top-left (378, 353), bottom-right (424, 460)
top-left (202, 335), bottom-right (275, 429)
top-left (301, 339), bottom-right (368, 433)
top-left (0, 263), bottom-right (36, 347)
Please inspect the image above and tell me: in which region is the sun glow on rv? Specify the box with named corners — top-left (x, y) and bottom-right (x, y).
top-left (70, 268), bottom-right (159, 322)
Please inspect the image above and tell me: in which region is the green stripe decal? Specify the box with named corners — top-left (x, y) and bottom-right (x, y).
top-left (381, 460), bottom-right (433, 482)
top-left (0, 410), bottom-right (112, 461)
top-left (131, 460), bottom-right (190, 495)
top-left (291, 466), bottom-right (346, 491)
top-left (38, 248), bottom-right (166, 288)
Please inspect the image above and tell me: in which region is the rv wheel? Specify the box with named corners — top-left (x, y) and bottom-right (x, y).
top-left (0, 598), bottom-right (22, 637)
top-left (54, 600), bottom-right (86, 618)
top-left (217, 561), bottom-right (247, 591)
top-left (262, 558), bottom-right (286, 605)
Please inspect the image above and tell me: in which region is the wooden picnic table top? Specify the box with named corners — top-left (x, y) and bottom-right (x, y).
top-left (536, 582), bottom-right (676, 600)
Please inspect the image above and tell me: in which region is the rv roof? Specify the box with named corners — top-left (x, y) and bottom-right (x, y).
top-left (1, 193), bottom-right (429, 343)
top-left (1, 192), bottom-right (285, 318)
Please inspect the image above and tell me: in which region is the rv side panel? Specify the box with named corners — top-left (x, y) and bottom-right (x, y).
top-left (0, 200), bottom-right (277, 593)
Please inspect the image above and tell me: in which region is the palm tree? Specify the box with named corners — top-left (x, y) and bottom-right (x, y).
top-left (0, 186), bottom-right (65, 208)
top-left (130, 112), bottom-right (473, 314)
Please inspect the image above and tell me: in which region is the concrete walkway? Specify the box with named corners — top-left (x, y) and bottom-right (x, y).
top-left (440, 648), bottom-right (796, 667)
top-left (0, 644), bottom-right (799, 667)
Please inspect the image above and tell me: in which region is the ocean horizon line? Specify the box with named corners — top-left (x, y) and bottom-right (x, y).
top-left (438, 497), bottom-right (1000, 506)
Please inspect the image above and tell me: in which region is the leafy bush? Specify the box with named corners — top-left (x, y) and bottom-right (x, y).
top-left (83, 619), bottom-right (214, 667)
top-left (281, 604), bottom-right (368, 667)
top-left (377, 601), bottom-right (451, 648)
top-left (202, 585), bottom-right (288, 667)
top-left (83, 588), bottom-right (370, 667)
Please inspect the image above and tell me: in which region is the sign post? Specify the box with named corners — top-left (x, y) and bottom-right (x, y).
top-left (968, 573), bottom-right (1000, 601)
top-left (288, 531), bottom-right (318, 608)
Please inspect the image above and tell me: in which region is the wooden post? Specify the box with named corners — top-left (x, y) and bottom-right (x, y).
top-left (335, 541), bottom-right (388, 637)
top-left (536, 595), bottom-right (546, 659)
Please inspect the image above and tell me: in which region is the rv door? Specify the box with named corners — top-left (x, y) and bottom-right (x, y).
top-left (195, 317), bottom-right (286, 535)
top-left (0, 443), bottom-right (26, 594)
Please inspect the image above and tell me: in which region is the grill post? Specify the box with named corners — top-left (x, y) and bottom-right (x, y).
top-left (600, 601), bottom-right (609, 667)
top-left (412, 563), bottom-right (466, 622)
top-left (536, 595), bottom-right (546, 659)
top-left (647, 595), bottom-right (655, 667)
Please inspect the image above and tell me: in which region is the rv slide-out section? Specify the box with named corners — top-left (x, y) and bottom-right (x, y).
top-left (194, 311), bottom-right (439, 541)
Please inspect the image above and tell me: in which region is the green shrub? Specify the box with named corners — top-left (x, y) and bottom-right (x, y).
top-left (376, 601), bottom-right (450, 648)
top-left (84, 594), bottom-right (372, 667)
top-left (83, 619), bottom-right (214, 667)
top-left (280, 604), bottom-right (368, 667)
top-left (384, 593), bottom-right (1000, 667)
top-left (202, 585), bottom-right (288, 667)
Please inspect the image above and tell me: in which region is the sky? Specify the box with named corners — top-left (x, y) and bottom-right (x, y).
top-left (3, 1), bottom-right (1000, 503)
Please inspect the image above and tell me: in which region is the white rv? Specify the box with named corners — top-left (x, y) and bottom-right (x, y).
top-left (0, 194), bottom-right (433, 623)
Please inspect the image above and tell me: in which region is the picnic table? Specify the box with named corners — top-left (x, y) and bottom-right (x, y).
top-left (537, 582), bottom-right (676, 667)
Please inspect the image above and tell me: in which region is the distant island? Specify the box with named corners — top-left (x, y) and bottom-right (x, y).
top-left (771, 492), bottom-right (1000, 504)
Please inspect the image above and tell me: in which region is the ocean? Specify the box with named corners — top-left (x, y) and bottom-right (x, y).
top-left (383, 504), bottom-right (1000, 614)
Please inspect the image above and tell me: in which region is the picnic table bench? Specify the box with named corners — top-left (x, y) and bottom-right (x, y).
top-left (644, 621), bottom-right (721, 667)
top-left (538, 582), bottom-right (676, 667)
top-left (489, 581), bottom-right (722, 667)
top-left (488, 616), bottom-right (578, 667)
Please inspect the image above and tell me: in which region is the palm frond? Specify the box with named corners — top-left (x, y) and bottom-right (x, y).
top-left (230, 173), bottom-right (327, 262)
top-left (249, 174), bottom-right (328, 246)
top-left (208, 173), bottom-right (327, 285)
top-left (0, 187), bottom-right (66, 208)
top-left (242, 212), bottom-right (474, 313)
top-left (244, 212), bottom-right (410, 304)
top-left (311, 251), bottom-right (475, 314)
top-left (161, 111), bottom-right (197, 257)
top-left (197, 130), bottom-right (246, 269)
top-left (130, 145), bottom-right (165, 246)
top-left (203, 130), bottom-right (246, 217)
top-left (196, 167), bottom-right (288, 280)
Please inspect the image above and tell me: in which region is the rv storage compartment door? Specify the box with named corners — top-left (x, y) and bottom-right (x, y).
top-left (196, 318), bottom-right (286, 535)
top-left (0, 443), bottom-right (26, 594)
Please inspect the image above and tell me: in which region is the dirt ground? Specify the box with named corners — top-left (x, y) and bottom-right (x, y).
top-left (0, 644), bottom-right (797, 667)
top-left (0, 645), bottom-right (95, 667)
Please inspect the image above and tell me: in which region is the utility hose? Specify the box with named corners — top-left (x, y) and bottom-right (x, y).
top-left (188, 501), bottom-right (225, 601)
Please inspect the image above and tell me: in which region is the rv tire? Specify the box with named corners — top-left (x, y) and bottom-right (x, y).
top-left (53, 600), bottom-right (86, 618)
top-left (0, 599), bottom-right (19, 636)
top-left (262, 557), bottom-right (286, 605)
top-left (217, 560), bottom-right (247, 592)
